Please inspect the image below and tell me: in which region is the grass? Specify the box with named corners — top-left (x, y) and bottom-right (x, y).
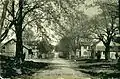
top-left (0, 55), bottom-right (49, 78)
top-left (76, 59), bottom-right (120, 79)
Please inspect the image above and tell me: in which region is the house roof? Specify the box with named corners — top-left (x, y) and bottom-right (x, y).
top-left (32, 49), bottom-right (39, 52)
top-left (23, 45), bottom-right (31, 50)
top-left (91, 40), bottom-right (101, 46)
top-left (96, 41), bottom-right (120, 47)
top-left (112, 42), bottom-right (120, 46)
top-left (96, 46), bottom-right (120, 52)
top-left (80, 41), bottom-right (92, 46)
top-left (2, 39), bottom-right (16, 47)
top-left (96, 41), bottom-right (120, 52)
top-left (2, 39), bottom-right (31, 50)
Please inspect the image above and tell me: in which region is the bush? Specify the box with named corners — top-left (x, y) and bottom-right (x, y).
top-left (1, 57), bottom-right (19, 78)
top-left (22, 61), bottom-right (49, 69)
top-left (1, 56), bottom-right (49, 78)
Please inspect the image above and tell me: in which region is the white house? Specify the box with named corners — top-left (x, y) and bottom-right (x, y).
top-left (32, 49), bottom-right (39, 59)
top-left (96, 41), bottom-right (120, 59)
top-left (23, 45), bottom-right (32, 59)
top-left (78, 42), bottom-right (91, 58)
top-left (80, 45), bottom-right (91, 57)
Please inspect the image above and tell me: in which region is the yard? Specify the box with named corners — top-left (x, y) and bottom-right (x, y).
top-left (75, 59), bottom-right (120, 79)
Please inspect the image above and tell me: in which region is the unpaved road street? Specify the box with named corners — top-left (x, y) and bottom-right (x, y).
top-left (17, 58), bottom-right (94, 79)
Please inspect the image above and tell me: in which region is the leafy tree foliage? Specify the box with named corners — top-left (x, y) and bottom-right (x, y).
top-left (89, 0), bottom-right (119, 60)
top-left (37, 40), bottom-right (53, 54)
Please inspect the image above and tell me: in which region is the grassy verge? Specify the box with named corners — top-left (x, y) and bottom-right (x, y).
top-left (0, 55), bottom-right (49, 78)
top-left (76, 59), bottom-right (120, 78)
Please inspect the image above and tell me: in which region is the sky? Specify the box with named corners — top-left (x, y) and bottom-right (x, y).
top-left (83, 0), bottom-right (102, 17)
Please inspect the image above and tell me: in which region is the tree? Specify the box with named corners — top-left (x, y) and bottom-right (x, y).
top-left (37, 40), bottom-right (53, 55)
top-left (0, 0), bottom-right (9, 47)
top-left (1, 0), bottom-right (92, 62)
top-left (1, 0), bottom-right (40, 64)
top-left (22, 27), bottom-right (35, 45)
top-left (56, 36), bottom-right (72, 58)
top-left (89, 0), bottom-right (119, 60)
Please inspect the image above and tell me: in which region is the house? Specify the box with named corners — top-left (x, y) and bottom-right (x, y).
top-left (0, 39), bottom-right (16, 57)
top-left (23, 45), bottom-right (32, 59)
top-left (95, 41), bottom-right (120, 59)
top-left (0, 39), bottom-right (32, 59)
top-left (32, 49), bottom-right (39, 59)
top-left (78, 42), bottom-right (91, 58)
top-left (65, 42), bottom-right (92, 59)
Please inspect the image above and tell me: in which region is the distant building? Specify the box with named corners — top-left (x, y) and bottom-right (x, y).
top-left (0, 39), bottom-right (16, 57)
top-left (94, 41), bottom-right (120, 59)
top-left (78, 40), bottom-right (120, 59)
top-left (0, 39), bottom-right (32, 59)
top-left (32, 49), bottom-right (39, 59)
top-left (79, 42), bottom-right (91, 58)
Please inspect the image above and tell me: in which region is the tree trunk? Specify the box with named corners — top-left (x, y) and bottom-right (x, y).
top-left (105, 45), bottom-right (110, 60)
top-left (15, 0), bottom-right (24, 64)
top-left (91, 49), bottom-right (96, 59)
top-left (68, 52), bottom-right (71, 59)
top-left (15, 22), bottom-right (24, 63)
top-left (91, 46), bottom-right (96, 60)
top-left (73, 49), bottom-right (77, 59)
top-left (15, 28), bottom-right (24, 63)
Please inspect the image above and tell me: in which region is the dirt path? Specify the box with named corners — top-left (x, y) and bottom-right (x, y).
top-left (19, 58), bottom-right (94, 79)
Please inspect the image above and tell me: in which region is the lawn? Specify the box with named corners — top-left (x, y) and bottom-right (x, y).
top-left (75, 59), bottom-right (120, 79)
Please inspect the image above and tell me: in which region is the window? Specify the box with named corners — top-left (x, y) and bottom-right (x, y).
top-left (3, 46), bottom-right (5, 49)
top-left (84, 46), bottom-right (87, 49)
top-left (88, 46), bottom-right (91, 49)
top-left (84, 51), bottom-right (88, 55)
